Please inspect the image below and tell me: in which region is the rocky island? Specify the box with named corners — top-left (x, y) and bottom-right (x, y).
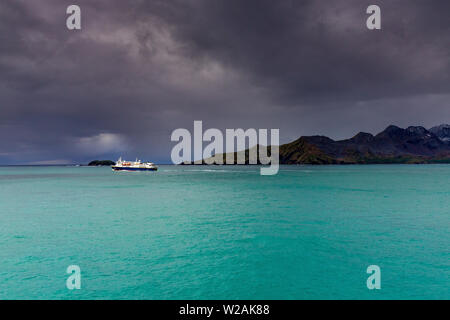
top-left (88, 160), bottom-right (115, 166)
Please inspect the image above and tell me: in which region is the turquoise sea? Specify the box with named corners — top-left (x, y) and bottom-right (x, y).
top-left (0, 165), bottom-right (448, 300)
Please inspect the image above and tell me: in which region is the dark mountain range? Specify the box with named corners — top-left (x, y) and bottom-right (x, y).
top-left (186, 124), bottom-right (450, 165)
top-left (279, 125), bottom-right (450, 164)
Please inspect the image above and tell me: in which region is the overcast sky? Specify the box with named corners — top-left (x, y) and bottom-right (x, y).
top-left (0, 0), bottom-right (449, 164)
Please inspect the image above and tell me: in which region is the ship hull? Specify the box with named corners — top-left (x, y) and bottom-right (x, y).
top-left (112, 166), bottom-right (157, 171)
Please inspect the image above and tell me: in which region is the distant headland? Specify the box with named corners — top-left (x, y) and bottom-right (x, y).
top-left (182, 124), bottom-right (450, 165)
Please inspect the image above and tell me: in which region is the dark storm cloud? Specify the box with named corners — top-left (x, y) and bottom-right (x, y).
top-left (0, 0), bottom-right (449, 163)
top-left (154, 0), bottom-right (450, 100)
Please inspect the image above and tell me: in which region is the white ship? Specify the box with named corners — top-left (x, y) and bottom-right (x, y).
top-left (112, 157), bottom-right (158, 171)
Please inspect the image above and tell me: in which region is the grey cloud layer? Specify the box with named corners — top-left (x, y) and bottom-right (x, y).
top-left (0, 0), bottom-right (449, 163)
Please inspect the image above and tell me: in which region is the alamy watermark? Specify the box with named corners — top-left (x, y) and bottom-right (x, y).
top-left (171, 121), bottom-right (279, 175)
top-left (65, 4), bottom-right (380, 32)
top-left (366, 5), bottom-right (381, 30)
top-left (366, 265), bottom-right (381, 290)
top-left (66, 5), bottom-right (81, 30)
top-left (66, 265), bottom-right (81, 290)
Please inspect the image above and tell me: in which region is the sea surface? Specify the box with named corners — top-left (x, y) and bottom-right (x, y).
top-left (0, 165), bottom-right (448, 300)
